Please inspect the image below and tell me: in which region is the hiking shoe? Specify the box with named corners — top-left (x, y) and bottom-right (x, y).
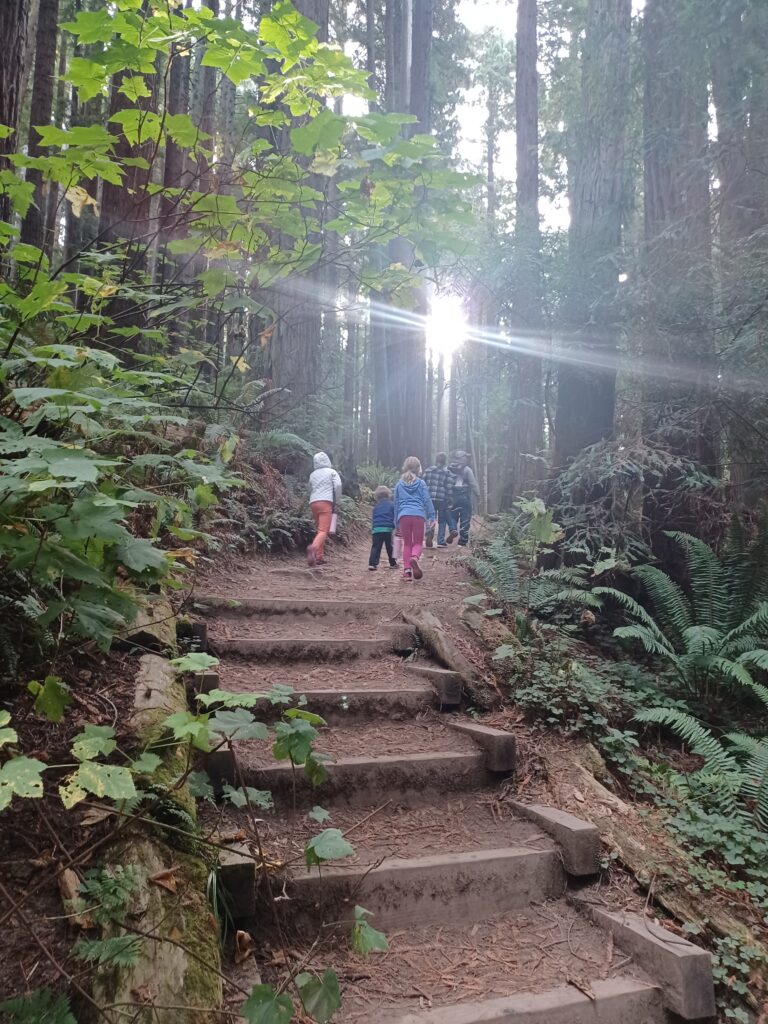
top-left (388, 560), bottom-right (398, 568)
top-left (306, 545), bottom-right (316, 567)
top-left (402, 569), bottom-right (413, 581)
top-left (368, 565), bottom-right (377, 571)
top-left (446, 530), bottom-right (458, 544)
top-left (425, 528), bottom-right (434, 548)
top-left (437, 543), bottom-right (448, 548)
top-left (410, 557), bottom-right (423, 580)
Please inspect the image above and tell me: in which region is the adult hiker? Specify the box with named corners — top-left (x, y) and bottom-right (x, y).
top-left (307, 451), bottom-right (342, 567)
top-left (447, 450), bottom-right (480, 547)
top-left (423, 452), bottom-right (454, 548)
top-left (393, 456), bottom-right (436, 582)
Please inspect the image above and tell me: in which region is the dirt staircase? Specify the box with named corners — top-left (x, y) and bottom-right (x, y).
top-left (194, 576), bottom-right (716, 1024)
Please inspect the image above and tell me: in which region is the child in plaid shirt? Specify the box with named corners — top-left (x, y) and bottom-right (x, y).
top-left (423, 453), bottom-right (455, 548)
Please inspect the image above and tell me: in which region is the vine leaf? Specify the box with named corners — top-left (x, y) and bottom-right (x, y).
top-left (352, 905), bottom-right (389, 955)
top-left (240, 984), bottom-right (294, 1024)
top-left (0, 756), bottom-right (46, 811)
top-left (296, 969), bottom-right (342, 1024)
top-left (27, 675), bottom-right (71, 723)
top-left (304, 828), bottom-right (354, 868)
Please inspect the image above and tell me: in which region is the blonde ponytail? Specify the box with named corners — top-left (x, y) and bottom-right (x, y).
top-left (401, 456), bottom-right (422, 485)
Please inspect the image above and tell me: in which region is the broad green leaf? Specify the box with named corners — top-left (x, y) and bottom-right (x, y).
top-left (170, 652), bottom-right (220, 674)
top-left (222, 784), bottom-right (274, 810)
top-left (118, 76), bottom-right (151, 102)
top-left (290, 109), bottom-right (346, 155)
top-left (304, 828), bottom-right (353, 867)
top-left (352, 905), bottom-right (388, 954)
top-left (295, 969), bottom-right (341, 1024)
top-left (283, 708), bottom-right (326, 726)
top-left (0, 710), bottom-right (18, 750)
top-left (272, 718), bottom-right (317, 764)
top-left (163, 711), bottom-right (211, 751)
top-left (72, 725), bottom-right (117, 761)
top-left (27, 676), bottom-right (71, 723)
top-left (187, 770), bottom-right (215, 800)
top-left (308, 805), bottom-right (330, 823)
top-left (240, 984), bottom-right (293, 1024)
top-left (62, 9), bottom-right (115, 43)
top-left (304, 751), bottom-right (330, 787)
top-left (209, 708), bottom-right (269, 742)
top-left (115, 536), bottom-right (168, 573)
top-left (0, 756), bottom-right (46, 811)
top-left (130, 752), bottom-right (162, 775)
top-left (60, 762), bottom-right (136, 807)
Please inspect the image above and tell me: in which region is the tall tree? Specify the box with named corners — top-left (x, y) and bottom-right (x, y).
top-left (507, 0), bottom-right (544, 499)
top-left (553, 0), bottom-right (632, 468)
top-left (0, 0), bottom-right (30, 224)
top-left (642, 0), bottom-right (716, 471)
top-left (20, 0), bottom-right (59, 250)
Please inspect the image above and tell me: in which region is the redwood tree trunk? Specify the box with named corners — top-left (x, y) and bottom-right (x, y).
top-left (20, 0), bottom-right (59, 249)
top-left (553, 0), bottom-right (632, 469)
top-left (507, 0), bottom-right (544, 499)
top-left (0, 0), bottom-right (30, 224)
top-left (642, 0), bottom-right (716, 473)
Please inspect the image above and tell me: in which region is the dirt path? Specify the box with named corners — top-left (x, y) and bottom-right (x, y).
top-left (194, 532), bottom-right (702, 1023)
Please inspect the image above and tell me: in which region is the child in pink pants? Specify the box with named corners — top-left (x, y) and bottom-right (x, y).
top-left (393, 456), bottom-right (437, 581)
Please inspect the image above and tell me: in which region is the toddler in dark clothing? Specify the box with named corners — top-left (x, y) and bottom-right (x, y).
top-left (369, 485), bottom-right (398, 570)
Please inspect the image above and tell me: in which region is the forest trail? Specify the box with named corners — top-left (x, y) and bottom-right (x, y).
top-left (194, 533), bottom-right (706, 1024)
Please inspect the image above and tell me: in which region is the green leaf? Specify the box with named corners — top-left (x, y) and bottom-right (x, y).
top-left (304, 828), bottom-right (353, 867)
top-left (0, 756), bottom-right (46, 812)
top-left (163, 711), bottom-right (211, 751)
top-left (130, 752), bottom-right (162, 775)
top-left (118, 76), bottom-right (151, 102)
top-left (73, 934), bottom-right (143, 967)
top-left (291, 109), bottom-right (346, 155)
top-left (0, 988), bottom-right (76, 1024)
top-left (27, 676), bottom-right (71, 723)
top-left (115, 536), bottom-right (169, 573)
top-left (170, 651), bottom-right (220, 674)
top-left (0, 710), bottom-right (18, 750)
top-left (60, 762), bottom-right (136, 808)
top-left (209, 708), bottom-right (269, 742)
top-left (222, 784), bottom-right (274, 810)
top-left (240, 985), bottom-right (294, 1024)
top-left (272, 718), bottom-right (317, 764)
top-left (308, 805), bottom-right (330, 823)
top-left (187, 770), bottom-right (215, 800)
top-left (295, 969), bottom-right (341, 1024)
top-left (72, 724), bottom-right (117, 761)
top-left (352, 905), bottom-right (388, 954)
top-left (283, 707), bottom-right (326, 726)
top-left (304, 751), bottom-right (330, 787)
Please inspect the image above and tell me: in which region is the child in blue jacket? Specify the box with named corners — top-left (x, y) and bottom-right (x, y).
top-left (394, 457), bottom-right (436, 581)
top-left (368, 485), bottom-right (398, 570)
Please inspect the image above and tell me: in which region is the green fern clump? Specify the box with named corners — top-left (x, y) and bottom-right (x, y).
top-left (597, 529), bottom-right (768, 706)
top-left (635, 706), bottom-right (768, 830)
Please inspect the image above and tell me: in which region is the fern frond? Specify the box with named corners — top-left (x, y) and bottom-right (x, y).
top-left (682, 625), bottom-right (722, 656)
top-left (721, 603), bottom-right (768, 654)
top-left (614, 625), bottom-right (679, 663)
top-left (594, 587), bottom-right (673, 647)
top-left (632, 563), bottom-right (693, 646)
top-left (724, 732), bottom-right (764, 758)
top-left (741, 742), bottom-right (768, 829)
top-left (248, 430), bottom-right (314, 456)
top-left (665, 531), bottom-right (728, 629)
top-left (634, 707), bottom-right (738, 773)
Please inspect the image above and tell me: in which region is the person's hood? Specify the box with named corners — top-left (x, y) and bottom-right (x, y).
top-left (313, 452), bottom-right (332, 470)
top-left (399, 478), bottom-right (423, 492)
top-left (448, 460), bottom-right (463, 472)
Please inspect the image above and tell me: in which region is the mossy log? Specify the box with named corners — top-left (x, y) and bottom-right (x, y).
top-left (116, 592), bottom-right (178, 655)
top-left (87, 654), bottom-right (222, 1022)
top-left (574, 752), bottom-right (768, 1010)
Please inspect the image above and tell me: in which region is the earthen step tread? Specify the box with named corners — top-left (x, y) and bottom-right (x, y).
top-left (258, 902), bottom-right (657, 1023)
top-left (210, 632), bottom-right (415, 660)
top-left (253, 794), bottom-right (555, 867)
top-left (231, 717), bottom-right (479, 768)
top-left (217, 655), bottom-right (446, 693)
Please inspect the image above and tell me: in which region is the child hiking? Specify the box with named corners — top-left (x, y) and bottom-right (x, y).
top-left (307, 451), bottom-right (342, 567)
top-left (368, 485), bottom-right (398, 571)
top-left (423, 452), bottom-right (454, 548)
top-left (394, 456), bottom-right (436, 582)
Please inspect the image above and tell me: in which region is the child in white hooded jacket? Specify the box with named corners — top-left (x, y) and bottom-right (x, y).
top-left (307, 451), bottom-right (342, 566)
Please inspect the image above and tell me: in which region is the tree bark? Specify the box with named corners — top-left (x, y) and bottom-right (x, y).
top-left (507, 0), bottom-right (544, 499)
top-left (20, 0), bottom-right (59, 250)
top-left (553, 0), bottom-right (632, 469)
top-left (0, 0), bottom-right (30, 224)
top-left (642, 0), bottom-right (717, 474)
top-left (42, 27), bottom-right (68, 255)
